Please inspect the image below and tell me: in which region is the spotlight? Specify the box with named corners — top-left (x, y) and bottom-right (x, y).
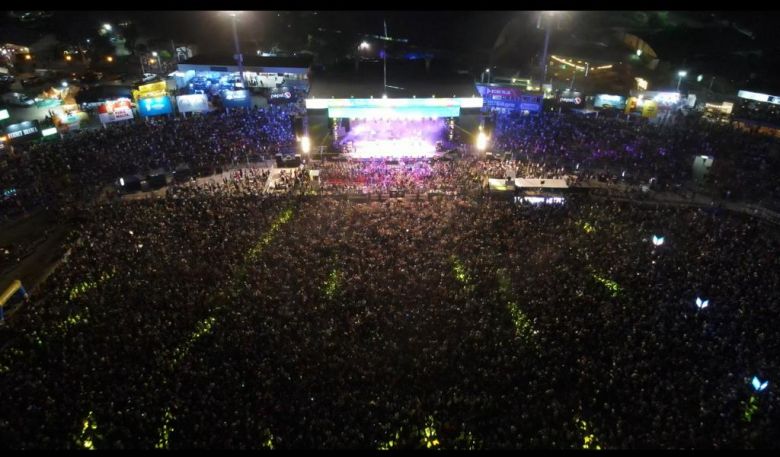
top-left (476, 131), bottom-right (489, 151)
top-left (300, 135), bottom-right (311, 154)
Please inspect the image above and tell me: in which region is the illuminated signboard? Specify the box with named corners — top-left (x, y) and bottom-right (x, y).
top-left (5, 120), bottom-right (40, 142)
top-left (41, 127), bottom-right (58, 137)
top-left (647, 91), bottom-right (680, 105)
top-left (305, 97), bottom-right (483, 110)
top-left (738, 90), bottom-right (780, 105)
top-left (221, 89), bottom-right (251, 108)
top-left (329, 106), bottom-right (461, 119)
top-left (176, 94), bottom-right (210, 113)
top-left (593, 94), bottom-right (626, 109)
top-left (137, 96), bottom-right (173, 117)
top-left (98, 98), bottom-right (135, 124)
top-left (0, 109), bottom-right (9, 121)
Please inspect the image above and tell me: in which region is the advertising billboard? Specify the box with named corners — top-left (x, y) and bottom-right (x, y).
top-left (221, 89), bottom-right (252, 108)
top-left (593, 94), bottom-right (626, 109)
top-left (0, 109), bottom-right (9, 121)
top-left (137, 96), bottom-right (173, 117)
top-left (133, 81), bottom-right (168, 101)
top-left (738, 90), bottom-right (780, 105)
top-left (558, 91), bottom-right (585, 108)
top-left (5, 120), bottom-right (41, 143)
top-left (98, 98), bottom-right (135, 124)
top-left (176, 93), bottom-right (210, 113)
top-left (475, 84), bottom-right (540, 112)
top-left (641, 100), bottom-right (659, 118)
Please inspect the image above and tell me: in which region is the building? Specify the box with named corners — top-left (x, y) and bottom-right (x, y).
top-left (173, 54), bottom-right (313, 93)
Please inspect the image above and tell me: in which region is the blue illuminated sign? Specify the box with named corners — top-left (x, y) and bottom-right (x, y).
top-left (138, 96), bottom-right (173, 117)
top-left (221, 90), bottom-right (252, 108)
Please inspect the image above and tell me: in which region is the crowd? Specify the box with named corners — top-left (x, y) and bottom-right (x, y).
top-left (1, 185), bottom-right (778, 449)
top-left (1, 107), bottom-right (780, 449)
top-left (0, 105), bottom-right (296, 220)
top-left (492, 111), bottom-right (780, 207)
top-left (316, 158), bottom-right (481, 195)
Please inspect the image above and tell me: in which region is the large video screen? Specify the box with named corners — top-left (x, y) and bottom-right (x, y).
top-left (138, 96), bottom-right (173, 117)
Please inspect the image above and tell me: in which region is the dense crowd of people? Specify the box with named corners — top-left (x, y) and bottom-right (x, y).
top-left (1, 107), bottom-right (780, 449)
top-left (492, 112), bottom-right (780, 208)
top-left (0, 105), bottom-right (297, 220)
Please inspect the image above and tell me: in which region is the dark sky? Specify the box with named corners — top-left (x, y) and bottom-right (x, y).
top-left (95, 11), bottom-right (516, 54)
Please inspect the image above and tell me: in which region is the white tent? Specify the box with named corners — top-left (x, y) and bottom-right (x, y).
top-left (514, 178), bottom-right (569, 189)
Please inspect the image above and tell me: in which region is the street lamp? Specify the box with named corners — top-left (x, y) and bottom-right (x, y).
top-left (538, 11), bottom-right (558, 86)
top-left (224, 12), bottom-right (244, 88)
top-left (106, 56), bottom-right (113, 63)
top-left (151, 51), bottom-right (162, 73)
top-left (677, 70), bottom-right (687, 90)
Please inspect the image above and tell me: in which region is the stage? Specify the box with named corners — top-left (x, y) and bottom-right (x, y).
top-left (305, 96), bottom-right (484, 160)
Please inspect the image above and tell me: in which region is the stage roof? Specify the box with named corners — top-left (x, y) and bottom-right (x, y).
top-left (309, 59), bottom-right (479, 99)
top-left (305, 97), bottom-right (482, 119)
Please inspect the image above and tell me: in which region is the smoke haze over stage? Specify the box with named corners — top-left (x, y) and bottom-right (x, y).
top-left (341, 118), bottom-right (447, 159)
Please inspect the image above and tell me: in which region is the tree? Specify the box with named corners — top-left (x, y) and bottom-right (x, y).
top-left (123, 23), bottom-right (139, 55)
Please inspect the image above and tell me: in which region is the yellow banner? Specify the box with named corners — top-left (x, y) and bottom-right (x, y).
top-left (138, 81), bottom-right (167, 94)
top-left (641, 100), bottom-right (658, 118)
top-left (133, 89), bottom-right (169, 102)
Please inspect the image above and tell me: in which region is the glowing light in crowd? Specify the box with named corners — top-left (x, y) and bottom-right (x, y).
top-left (300, 135), bottom-right (311, 154)
top-left (75, 411), bottom-right (99, 450)
top-left (169, 316), bottom-right (216, 368)
top-left (119, 178), bottom-right (125, 186)
top-left (378, 430), bottom-right (400, 450)
top-left (155, 408), bottom-right (174, 449)
top-left (592, 273), bottom-right (621, 297)
top-left (452, 257), bottom-right (471, 284)
top-left (651, 235), bottom-right (665, 246)
top-left (752, 376), bottom-right (769, 392)
top-left (68, 270), bottom-right (115, 301)
top-left (106, 56), bottom-right (113, 62)
top-left (581, 222), bottom-right (595, 233)
top-left (359, 41), bottom-right (370, 51)
top-left (246, 208), bottom-right (294, 262)
top-left (262, 429), bottom-right (275, 449)
top-left (323, 269), bottom-right (342, 299)
top-left (421, 416), bottom-right (440, 449)
top-left (577, 419), bottom-right (602, 449)
top-left (744, 395), bottom-right (759, 422)
top-left (695, 297), bottom-right (709, 309)
top-left (476, 131), bottom-right (489, 151)
top-left (497, 269), bottom-right (538, 343)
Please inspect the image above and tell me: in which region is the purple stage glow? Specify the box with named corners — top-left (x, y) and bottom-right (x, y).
top-left (341, 118), bottom-right (447, 159)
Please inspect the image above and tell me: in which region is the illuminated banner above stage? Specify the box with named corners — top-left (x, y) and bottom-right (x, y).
top-left (328, 106), bottom-right (461, 119)
top-left (305, 97), bottom-right (483, 111)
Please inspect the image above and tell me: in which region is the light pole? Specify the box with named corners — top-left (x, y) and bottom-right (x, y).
top-left (486, 68), bottom-right (491, 84)
top-left (152, 51), bottom-right (162, 73)
top-left (226, 12), bottom-right (244, 86)
top-left (676, 70), bottom-right (687, 91)
top-left (538, 11), bottom-right (557, 87)
top-left (356, 41), bottom-right (369, 72)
